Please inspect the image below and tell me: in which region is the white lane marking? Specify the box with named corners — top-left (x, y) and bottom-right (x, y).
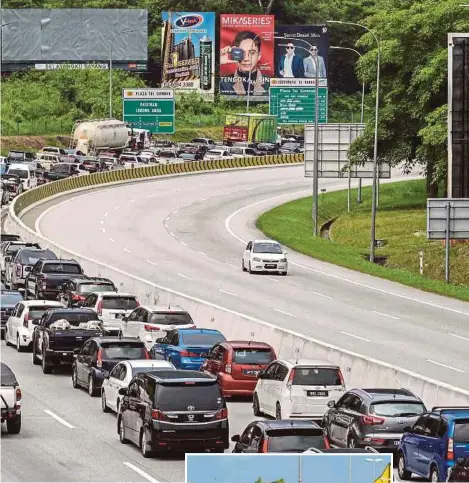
top-left (129, 199), bottom-right (135, 203)
top-left (180, 241), bottom-right (187, 246)
top-left (340, 331), bottom-right (370, 342)
top-left (312, 291), bottom-right (333, 300)
top-left (103, 212), bottom-right (108, 217)
top-left (224, 187), bottom-right (469, 318)
top-left (173, 209), bottom-right (178, 214)
top-left (173, 188), bottom-right (182, 192)
top-left (100, 220), bottom-right (104, 224)
top-left (265, 276), bottom-right (279, 283)
top-left (198, 251), bottom-right (208, 256)
top-left (373, 310), bottom-right (400, 320)
top-left (274, 308), bottom-right (297, 318)
top-left (227, 263), bottom-right (238, 269)
top-left (109, 238), bottom-right (115, 243)
top-left (169, 232), bottom-right (175, 237)
top-left (177, 273), bottom-right (192, 280)
top-left (146, 259), bottom-right (158, 266)
top-left (426, 360), bottom-right (465, 373)
top-left (114, 205), bottom-right (120, 210)
top-left (123, 462), bottom-right (160, 483)
top-left (199, 198), bottom-right (208, 201)
top-left (450, 333), bottom-right (469, 342)
top-left (43, 409), bottom-right (75, 429)
top-left (101, 228), bottom-right (106, 233)
top-left (148, 193), bottom-right (158, 198)
top-left (218, 288), bottom-right (238, 297)
top-left (124, 248), bottom-right (131, 253)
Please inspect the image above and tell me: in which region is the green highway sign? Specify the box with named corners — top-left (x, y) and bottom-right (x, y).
top-left (122, 88), bottom-right (175, 134)
top-left (269, 79), bottom-right (328, 124)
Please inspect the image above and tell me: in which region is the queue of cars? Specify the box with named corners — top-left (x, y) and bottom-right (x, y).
top-left (1, 231), bottom-right (468, 481)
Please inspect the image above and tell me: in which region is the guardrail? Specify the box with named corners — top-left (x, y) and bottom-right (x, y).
top-left (5, 153), bottom-right (469, 409)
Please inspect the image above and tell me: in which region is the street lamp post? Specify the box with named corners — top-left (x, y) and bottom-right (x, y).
top-left (330, 45), bottom-right (365, 205)
top-left (246, 31), bottom-right (271, 112)
top-left (365, 458), bottom-right (384, 482)
top-left (327, 20), bottom-right (381, 262)
top-left (109, 28), bottom-right (139, 119)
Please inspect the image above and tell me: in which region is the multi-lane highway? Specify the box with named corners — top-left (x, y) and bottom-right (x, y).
top-left (3, 164), bottom-right (467, 481)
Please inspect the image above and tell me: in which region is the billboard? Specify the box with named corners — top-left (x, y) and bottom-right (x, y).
top-left (448, 33), bottom-right (469, 198)
top-left (0, 9), bottom-right (148, 72)
top-left (275, 25), bottom-right (329, 82)
top-left (161, 12), bottom-right (215, 97)
top-left (219, 14), bottom-right (275, 101)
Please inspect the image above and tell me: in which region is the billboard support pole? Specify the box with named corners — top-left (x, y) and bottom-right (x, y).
top-left (445, 202), bottom-right (451, 283)
top-left (312, 55), bottom-right (320, 236)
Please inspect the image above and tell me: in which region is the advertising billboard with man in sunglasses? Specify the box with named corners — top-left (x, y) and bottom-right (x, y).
top-left (275, 25), bottom-right (329, 81)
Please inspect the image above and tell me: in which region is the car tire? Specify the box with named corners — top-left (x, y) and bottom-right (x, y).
top-left (16, 335), bottom-right (24, 353)
top-left (6, 414), bottom-right (21, 434)
top-left (32, 337), bottom-right (40, 364)
top-left (72, 366), bottom-right (79, 388)
top-left (397, 452), bottom-right (412, 481)
top-left (88, 375), bottom-right (98, 397)
top-left (253, 393), bottom-right (263, 417)
top-left (248, 262), bottom-right (253, 274)
top-left (140, 428), bottom-right (152, 458)
top-left (347, 433), bottom-right (358, 448)
top-left (41, 347), bottom-right (53, 374)
top-left (118, 417), bottom-right (129, 444)
top-left (5, 328), bottom-right (12, 347)
top-left (101, 390), bottom-right (110, 412)
top-left (242, 259), bottom-right (247, 272)
top-left (281, 271), bottom-right (287, 276)
top-left (430, 465), bottom-right (440, 482)
top-left (275, 402), bottom-right (282, 420)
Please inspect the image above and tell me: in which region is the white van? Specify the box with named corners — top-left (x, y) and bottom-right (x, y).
top-left (36, 153), bottom-right (61, 170)
top-left (6, 164), bottom-right (38, 191)
top-left (229, 146), bottom-right (258, 158)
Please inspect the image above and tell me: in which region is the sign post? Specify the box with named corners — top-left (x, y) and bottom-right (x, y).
top-left (122, 88), bottom-right (175, 134)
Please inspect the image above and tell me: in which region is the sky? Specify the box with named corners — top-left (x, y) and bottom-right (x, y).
top-left (186, 454), bottom-right (393, 483)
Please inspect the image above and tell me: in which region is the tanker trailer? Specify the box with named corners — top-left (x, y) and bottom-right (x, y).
top-left (70, 119), bottom-right (129, 156)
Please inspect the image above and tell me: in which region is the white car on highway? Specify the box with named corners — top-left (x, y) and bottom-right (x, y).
top-left (204, 148), bottom-right (234, 160)
top-left (253, 359), bottom-right (346, 421)
top-left (242, 239), bottom-right (288, 275)
top-left (101, 359), bottom-right (175, 414)
top-left (5, 300), bottom-right (63, 352)
top-left (80, 292), bottom-right (139, 321)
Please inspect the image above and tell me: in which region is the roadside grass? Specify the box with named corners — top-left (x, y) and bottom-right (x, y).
top-left (256, 179), bottom-right (469, 302)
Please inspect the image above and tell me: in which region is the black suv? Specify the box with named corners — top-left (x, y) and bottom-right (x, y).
top-left (117, 370), bottom-right (229, 456)
top-left (322, 388), bottom-right (426, 451)
top-left (58, 277), bottom-right (116, 307)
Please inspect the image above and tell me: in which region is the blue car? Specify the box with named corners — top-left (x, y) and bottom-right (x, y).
top-left (150, 328), bottom-right (226, 370)
top-left (397, 406), bottom-right (469, 482)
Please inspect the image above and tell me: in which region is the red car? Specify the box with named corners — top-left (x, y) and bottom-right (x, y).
top-left (201, 341), bottom-right (276, 397)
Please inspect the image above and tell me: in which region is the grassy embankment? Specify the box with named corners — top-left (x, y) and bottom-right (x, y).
top-left (257, 179), bottom-right (469, 302)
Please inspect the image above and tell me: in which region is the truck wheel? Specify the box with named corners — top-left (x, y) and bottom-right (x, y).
top-left (6, 414), bottom-right (21, 434)
top-left (41, 347), bottom-right (53, 374)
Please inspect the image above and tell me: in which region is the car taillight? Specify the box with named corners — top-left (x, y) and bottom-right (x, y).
top-left (23, 313), bottom-right (29, 328)
top-left (324, 435), bottom-right (330, 448)
top-left (447, 438), bottom-right (454, 460)
top-left (287, 369), bottom-right (295, 389)
top-left (16, 265), bottom-right (22, 276)
top-left (338, 369), bottom-right (345, 386)
top-left (144, 324), bottom-right (160, 331)
top-left (96, 348), bottom-right (103, 368)
top-left (361, 415), bottom-right (385, 425)
top-left (261, 439), bottom-right (269, 453)
top-left (72, 294), bottom-right (85, 301)
top-left (15, 388), bottom-right (21, 401)
top-left (180, 350), bottom-right (198, 357)
top-left (151, 409), bottom-right (168, 421)
top-left (225, 364), bottom-right (232, 374)
top-left (135, 301), bottom-right (140, 307)
top-left (213, 408), bottom-right (228, 420)
top-left (97, 300), bottom-right (103, 315)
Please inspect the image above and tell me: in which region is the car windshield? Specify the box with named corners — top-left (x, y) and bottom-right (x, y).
top-left (207, 150), bottom-right (223, 155)
top-left (47, 312), bottom-right (99, 326)
top-left (233, 348), bottom-right (275, 365)
top-left (156, 383), bottom-right (223, 411)
top-left (29, 306), bottom-right (56, 319)
top-left (101, 343), bottom-right (146, 360)
top-left (42, 263), bottom-right (81, 274)
top-left (230, 148), bottom-right (243, 154)
top-left (149, 312), bottom-right (193, 326)
top-left (102, 296), bottom-right (138, 310)
top-left (283, 143), bottom-right (299, 149)
top-left (454, 420), bottom-right (469, 443)
top-left (369, 401), bottom-right (426, 417)
top-left (52, 164), bottom-right (70, 172)
top-left (292, 367), bottom-right (342, 386)
top-left (132, 365), bottom-right (173, 375)
top-left (252, 243), bottom-right (283, 254)
top-left (1, 293), bottom-right (23, 304)
top-left (78, 283), bottom-right (115, 293)
top-left (7, 169), bottom-right (28, 179)
top-left (6, 243), bottom-right (28, 254)
top-left (266, 429), bottom-right (326, 452)
top-left (18, 250), bottom-right (57, 265)
top-left (180, 332), bottom-right (226, 346)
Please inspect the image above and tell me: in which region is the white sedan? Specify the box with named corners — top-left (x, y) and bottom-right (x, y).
top-left (101, 359), bottom-right (175, 414)
top-left (204, 149), bottom-right (234, 160)
top-left (242, 239), bottom-right (288, 275)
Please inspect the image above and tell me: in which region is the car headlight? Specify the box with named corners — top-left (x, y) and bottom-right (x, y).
top-left (279, 258), bottom-right (287, 263)
top-left (253, 257), bottom-right (261, 262)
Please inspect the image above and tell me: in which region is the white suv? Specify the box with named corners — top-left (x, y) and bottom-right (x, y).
top-left (253, 359), bottom-right (346, 421)
top-left (5, 300), bottom-right (63, 351)
top-left (81, 292), bottom-right (139, 321)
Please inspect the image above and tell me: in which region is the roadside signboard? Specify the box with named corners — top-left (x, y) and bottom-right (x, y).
top-left (427, 198), bottom-right (469, 240)
top-left (122, 88), bottom-right (175, 134)
top-left (269, 78), bottom-right (328, 124)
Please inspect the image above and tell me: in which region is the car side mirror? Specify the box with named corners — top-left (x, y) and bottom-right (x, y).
top-left (118, 388), bottom-right (127, 396)
top-left (231, 435), bottom-right (240, 442)
top-left (327, 400), bottom-right (336, 408)
top-left (403, 426), bottom-right (412, 433)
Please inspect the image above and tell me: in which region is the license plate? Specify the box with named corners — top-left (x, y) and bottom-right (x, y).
top-left (243, 369), bottom-right (260, 376)
top-left (394, 440), bottom-right (400, 446)
top-left (307, 390), bottom-right (329, 397)
top-left (265, 264), bottom-right (277, 269)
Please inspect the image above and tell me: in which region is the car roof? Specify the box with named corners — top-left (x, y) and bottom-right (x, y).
top-left (92, 292), bottom-right (135, 297)
top-left (283, 359), bottom-right (340, 368)
top-left (138, 305), bottom-right (189, 313)
top-left (47, 308), bottom-right (97, 314)
top-left (253, 239), bottom-right (280, 244)
top-left (225, 340), bottom-right (274, 349)
top-left (75, 277), bottom-right (114, 284)
top-left (177, 328), bottom-right (222, 334)
top-left (92, 337), bottom-right (143, 345)
top-left (355, 388), bottom-right (420, 400)
top-left (256, 420), bottom-right (322, 430)
top-left (22, 300), bottom-right (63, 307)
top-left (431, 407), bottom-right (469, 419)
top-left (1, 290), bottom-right (23, 295)
top-left (147, 370), bottom-right (216, 382)
top-left (125, 360), bottom-right (174, 368)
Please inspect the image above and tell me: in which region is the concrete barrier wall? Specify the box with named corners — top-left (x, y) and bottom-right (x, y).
top-left (5, 161), bottom-right (469, 409)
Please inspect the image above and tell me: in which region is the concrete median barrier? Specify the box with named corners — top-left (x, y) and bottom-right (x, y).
top-left (4, 159), bottom-right (469, 409)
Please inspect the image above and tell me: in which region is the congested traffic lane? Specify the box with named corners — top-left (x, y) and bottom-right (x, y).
top-left (29, 166), bottom-right (469, 387)
top-left (0, 344), bottom-right (262, 482)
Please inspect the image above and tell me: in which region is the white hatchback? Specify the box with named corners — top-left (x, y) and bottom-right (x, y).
top-left (242, 239), bottom-right (288, 275)
top-left (5, 300), bottom-right (63, 351)
top-left (101, 359), bottom-right (175, 414)
top-left (81, 292), bottom-right (139, 321)
top-left (253, 359), bottom-right (346, 421)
